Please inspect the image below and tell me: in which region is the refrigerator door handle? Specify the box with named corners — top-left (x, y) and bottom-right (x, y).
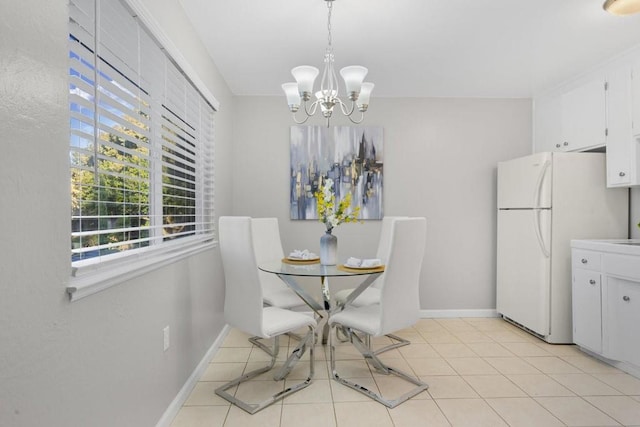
top-left (533, 209), bottom-right (550, 258)
top-left (533, 160), bottom-right (551, 209)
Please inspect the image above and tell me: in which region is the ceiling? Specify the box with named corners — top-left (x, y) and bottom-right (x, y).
top-left (178, 0), bottom-right (640, 99)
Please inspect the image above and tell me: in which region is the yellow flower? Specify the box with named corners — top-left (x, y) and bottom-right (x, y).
top-left (315, 178), bottom-right (360, 231)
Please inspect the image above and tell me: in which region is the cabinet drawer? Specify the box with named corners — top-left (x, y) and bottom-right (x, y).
top-left (604, 254), bottom-right (640, 281)
top-left (572, 249), bottom-right (601, 271)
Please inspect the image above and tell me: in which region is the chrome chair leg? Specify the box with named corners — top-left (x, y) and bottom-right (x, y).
top-left (329, 324), bottom-right (428, 409)
top-left (249, 331), bottom-right (304, 357)
top-left (216, 325), bottom-right (316, 414)
top-left (274, 327), bottom-right (314, 381)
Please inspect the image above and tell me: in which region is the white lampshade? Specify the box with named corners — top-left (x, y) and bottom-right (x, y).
top-left (291, 66), bottom-right (319, 95)
top-left (603, 0), bottom-right (640, 15)
top-left (357, 82), bottom-right (374, 106)
top-left (339, 65), bottom-right (368, 95)
top-left (282, 83), bottom-right (301, 107)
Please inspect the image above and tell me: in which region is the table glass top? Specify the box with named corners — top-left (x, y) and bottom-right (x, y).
top-left (258, 260), bottom-right (383, 277)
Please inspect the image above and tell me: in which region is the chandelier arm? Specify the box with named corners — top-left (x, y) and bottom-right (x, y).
top-left (291, 100), bottom-right (320, 125)
top-left (346, 111), bottom-right (365, 124)
top-left (304, 99), bottom-right (320, 117)
top-left (335, 97), bottom-right (356, 117)
top-left (292, 112), bottom-right (311, 125)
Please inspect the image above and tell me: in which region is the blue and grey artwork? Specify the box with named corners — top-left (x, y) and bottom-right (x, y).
top-left (290, 126), bottom-right (383, 220)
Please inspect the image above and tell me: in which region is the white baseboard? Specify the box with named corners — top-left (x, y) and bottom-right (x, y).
top-left (420, 309), bottom-right (499, 318)
top-left (155, 324), bottom-right (231, 427)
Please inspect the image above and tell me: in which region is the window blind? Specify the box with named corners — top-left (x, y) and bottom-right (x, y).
top-left (69, 0), bottom-right (215, 267)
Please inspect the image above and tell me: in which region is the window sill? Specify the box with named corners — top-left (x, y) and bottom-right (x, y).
top-left (66, 240), bottom-right (217, 302)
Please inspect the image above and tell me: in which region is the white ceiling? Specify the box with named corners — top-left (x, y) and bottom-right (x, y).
top-left (178, 0), bottom-right (640, 99)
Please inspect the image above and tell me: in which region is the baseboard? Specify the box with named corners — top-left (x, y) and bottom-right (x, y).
top-left (155, 324), bottom-right (231, 427)
top-left (420, 309), bottom-right (499, 318)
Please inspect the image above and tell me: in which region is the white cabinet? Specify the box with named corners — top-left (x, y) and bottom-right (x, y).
top-left (534, 77), bottom-right (608, 153)
top-left (607, 277), bottom-right (640, 367)
top-left (571, 241), bottom-right (640, 378)
top-left (533, 94), bottom-right (563, 153)
top-left (561, 79), bottom-right (607, 152)
top-left (572, 250), bottom-right (602, 353)
top-left (605, 66), bottom-right (639, 187)
top-left (533, 54), bottom-right (640, 186)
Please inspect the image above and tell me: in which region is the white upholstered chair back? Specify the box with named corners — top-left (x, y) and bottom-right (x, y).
top-left (251, 218), bottom-right (287, 295)
top-left (219, 216), bottom-right (264, 337)
top-left (372, 216), bottom-right (408, 290)
top-left (378, 217), bottom-right (426, 335)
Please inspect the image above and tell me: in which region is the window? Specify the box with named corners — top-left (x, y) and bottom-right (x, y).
top-left (68, 0), bottom-right (215, 288)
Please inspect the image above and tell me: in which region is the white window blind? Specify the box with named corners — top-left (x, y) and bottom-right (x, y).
top-left (69, 0), bottom-right (215, 270)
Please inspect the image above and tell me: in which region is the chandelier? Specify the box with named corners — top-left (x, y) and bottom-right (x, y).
top-left (281, 0), bottom-right (374, 126)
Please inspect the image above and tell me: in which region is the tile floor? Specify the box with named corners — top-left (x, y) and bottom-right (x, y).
top-left (169, 318), bottom-right (640, 426)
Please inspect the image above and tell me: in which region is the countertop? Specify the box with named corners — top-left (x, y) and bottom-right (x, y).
top-left (571, 239), bottom-right (640, 256)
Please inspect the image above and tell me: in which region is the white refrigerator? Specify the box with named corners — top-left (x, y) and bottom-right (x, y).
top-left (496, 152), bottom-right (628, 343)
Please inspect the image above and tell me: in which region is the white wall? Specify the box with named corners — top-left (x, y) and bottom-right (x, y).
top-left (232, 96), bottom-right (532, 311)
top-left (0, 0), bottom-right (233, 426)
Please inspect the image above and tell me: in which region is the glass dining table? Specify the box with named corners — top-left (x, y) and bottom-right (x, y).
top-left (258, 260), bottom-right (385, 344)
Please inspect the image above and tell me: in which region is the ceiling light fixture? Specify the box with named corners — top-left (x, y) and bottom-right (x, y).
top-left (282, 0), bottom-right (374, 126)
top-left (603, 0), bottom-right (640, 15)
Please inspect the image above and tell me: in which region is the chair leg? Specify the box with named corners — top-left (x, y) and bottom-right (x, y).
top-left (249, 331), bottom-right (307, 357)
top-left (329, 323), bottom-right (428, 409)
top-left (274, 326), bottom-right (314, 381)
top-left (216, 326), bottom-right (316, 414)
top-left (374, 333), bottom-right (410, 355)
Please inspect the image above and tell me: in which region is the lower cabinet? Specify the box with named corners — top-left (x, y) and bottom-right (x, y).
top-left (571, 242), bottom-right (640, 377)
top-left (572, 269), bottom-right (602, 353)
top-left (607, 277), bottom-right (640, 368)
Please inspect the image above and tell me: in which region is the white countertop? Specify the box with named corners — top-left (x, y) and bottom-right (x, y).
top-left (571, 239), bottom-right (640, 256)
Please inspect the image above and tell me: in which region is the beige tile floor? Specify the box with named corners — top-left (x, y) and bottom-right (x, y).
top-left (170, 318), bottom-right (640, 427)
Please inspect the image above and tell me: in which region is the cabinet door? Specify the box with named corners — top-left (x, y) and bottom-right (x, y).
top-left (607, 277), bottom-right (640, 367)
top-left (633, 65), bottom-right (640, 137)
top-left (606, 66), bottom-right (633, 187)
top-left (534, 95), bottom-right (563, 153)
top-left (562, 79), bottom-right (607, 152)
top-left (572, 269), bottom-right (602, 353)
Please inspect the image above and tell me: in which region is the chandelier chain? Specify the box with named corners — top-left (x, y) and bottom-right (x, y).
top-left (327, 1), bottom-right (333, 48)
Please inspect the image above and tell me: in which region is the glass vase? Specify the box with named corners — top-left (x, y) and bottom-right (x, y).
top-left (320, 230), bottom-right (338, 265)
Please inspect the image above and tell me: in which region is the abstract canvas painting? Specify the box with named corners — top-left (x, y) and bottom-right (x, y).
top-left (290, 126), bottom-right (383, 220)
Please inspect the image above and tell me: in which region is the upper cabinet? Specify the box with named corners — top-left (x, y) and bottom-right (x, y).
top-left (533, 52), bottom-right (640, 187)
top-left (605, 66), bottom-right (636, 187)
top-left (533, 94), bottom-right (563, 153)
top-left (534, 77), bottom-right (607, 154)
top-left (561, 78), bottom-right (607, 152)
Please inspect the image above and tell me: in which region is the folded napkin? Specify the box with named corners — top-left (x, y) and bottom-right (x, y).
top-left (288, 249), bottom-right (317, 260)
top-left (345, 257), bottom-right (382, 268)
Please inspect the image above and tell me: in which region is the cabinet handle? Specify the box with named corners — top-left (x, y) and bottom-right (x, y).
top-left (589, 279), bottom-right (596, 285)
top-left (563, 141), bottom-right (569, 146)
top-left (619, 171), bottom-right (626, 177)
top-left (581, 258), bottom-right (588, 264)
top-left (623, 295), bottom-right (630, 302)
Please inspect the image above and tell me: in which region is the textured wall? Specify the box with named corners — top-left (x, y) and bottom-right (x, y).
top-left (0, 0), bottom-right (233, 426)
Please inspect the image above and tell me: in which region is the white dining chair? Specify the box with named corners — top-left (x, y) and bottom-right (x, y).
top-left (328, 217), bottom-right (428, 408)
top-left (250, 217), bottom-right (314, 355)
top-left (217, 216), bottom-right (317, 414)
top-left (252, 218), bottom-right (309, 309)
top-left (334, 216), bottom-right (407, 307)
top-left (333, 216), bottom-right (411, 352)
